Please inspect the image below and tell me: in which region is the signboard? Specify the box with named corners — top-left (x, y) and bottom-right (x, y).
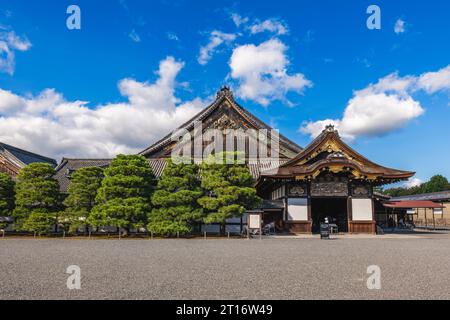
top-left (310, 181), bottom-right (348, 197)
top-left (433, 208), bottom-right (443, 215)
top-left (247, 212), bottom-right (262, 240)
top-left (406, 209), bottom-right (416, 215)
top-left (248, 213), bottom-right (262, 229)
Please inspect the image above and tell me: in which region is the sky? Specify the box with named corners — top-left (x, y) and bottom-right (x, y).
top-left (0, 0), bottom-right (449, 187)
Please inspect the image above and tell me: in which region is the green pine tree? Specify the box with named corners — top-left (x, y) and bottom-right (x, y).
top-left (198, 153), bottom-right (262, 235)
top-left (148, 159), bottom-right (203, 236)
top-left (22, 210), bottom-right (55, 236)
top-left (0, 172), bottom-right (15, 229)
top-left (13, 163), bottom-right (61, 233)
top-left (89, 155), bottom-right (155, 234)
top-left (63, 167), bottom-right (104, 234)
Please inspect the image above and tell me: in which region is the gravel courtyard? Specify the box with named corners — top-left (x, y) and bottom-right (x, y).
top-left (1, 233), bottom-right (450, 300)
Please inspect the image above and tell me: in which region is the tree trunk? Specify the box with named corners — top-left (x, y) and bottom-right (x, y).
top-left (220, 223), bottom-right (226, 236)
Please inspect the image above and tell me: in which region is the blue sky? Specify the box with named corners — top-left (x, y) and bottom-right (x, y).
top-left (0, 0), bottom-right (449, 187)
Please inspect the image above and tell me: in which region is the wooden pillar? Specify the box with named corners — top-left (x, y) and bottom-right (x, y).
top-left (432, 208), bottom-right (436, 230)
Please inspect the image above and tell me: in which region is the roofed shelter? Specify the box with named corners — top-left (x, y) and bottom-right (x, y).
top-left (384, 192), bottom-right (450, 229)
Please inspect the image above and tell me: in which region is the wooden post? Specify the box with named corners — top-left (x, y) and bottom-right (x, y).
top-left (432, 208), bottom-right (436, 230)
top-left (259, 214), bottom-right (262, 240)
top-left (425, 208), bottom-right (428, 228)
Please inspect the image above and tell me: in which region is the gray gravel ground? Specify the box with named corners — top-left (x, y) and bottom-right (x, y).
top-left (1, 233), bottom-right (450, 300)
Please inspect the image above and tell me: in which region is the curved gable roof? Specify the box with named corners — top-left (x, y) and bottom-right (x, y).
top-left (139, 87), bottom-right (303, 158)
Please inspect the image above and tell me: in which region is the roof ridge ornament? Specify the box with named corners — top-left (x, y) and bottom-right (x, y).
top-left (324, 124), bottom-right (338, 134)
top-left (216, 86), bottom-right (234, 99)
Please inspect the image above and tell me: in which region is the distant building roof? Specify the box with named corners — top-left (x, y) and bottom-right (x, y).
top-left (384, 200), bottom-right (444, 209)
top-left (391, 191), bottom-right (450, 202)
top-left (0, 142), bottom-right (57, 167)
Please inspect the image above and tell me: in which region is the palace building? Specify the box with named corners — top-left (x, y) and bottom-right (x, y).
top-left (0, 142), bottom-right (57, 178)
top-left (54, 87), bottom-right (415, 234)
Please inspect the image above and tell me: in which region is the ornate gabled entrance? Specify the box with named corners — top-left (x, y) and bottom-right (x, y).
top-left (257, 125), bottom-right (415, 234)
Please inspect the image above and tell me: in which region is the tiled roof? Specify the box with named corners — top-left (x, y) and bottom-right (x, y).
top-left (54, 157), bottom-right (285, 192)
top-left (263, 125), bottom-right (415, 181)
top-left (0, 142), bottom-right (56, 167)
top-left (391, 191), bottom-right (450, 202)
top-left (54, 158), bottom-right (112, 192)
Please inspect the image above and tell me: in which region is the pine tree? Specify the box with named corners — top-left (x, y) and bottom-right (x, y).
top-left (89, 155), bottom-right (155, 234)
top-left (198, 153), bottom-right (262, 235)
top-left (13, 163), bottom-right (61, 233)
top-left (0, 172), bottom-right (15, 229)
top-left (148, 159), bottom-right (203, 236)
top-left (22, 210), bottom-right (55, 236)
top-left (63, 167), bottom-right (104, 234)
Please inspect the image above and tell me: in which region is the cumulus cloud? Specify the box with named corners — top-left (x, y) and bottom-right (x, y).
top-left (301, 65), bottom-right (450, 140)
top-left (394, 19), bottom-right (406, 34)
top-left (229, 38), bottom-right (312, 106)
top-left (404, 178), bottom-right (423, 188)
top-left (248, 18), bottom-right (288, 36)
top-left (0, 30), bottom-right (31, 75)
top-left (0, 57), bottom-right (206, 160)
top-left (416, 65), bottom-right (450, 94)
top-left (198, 31), bottom-right (237, 65)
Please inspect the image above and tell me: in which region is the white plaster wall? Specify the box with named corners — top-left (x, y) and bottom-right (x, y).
top-left (287, 198), bottom-right (308, 221)
top-left (352, 198), bottom-right (373, 221)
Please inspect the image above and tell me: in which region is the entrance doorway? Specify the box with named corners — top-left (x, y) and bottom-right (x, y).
top-left (311, 198), bottom-right (348, 233)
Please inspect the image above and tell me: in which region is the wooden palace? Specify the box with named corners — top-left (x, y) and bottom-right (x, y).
top-left (52, 87), bottom-right (415, 234)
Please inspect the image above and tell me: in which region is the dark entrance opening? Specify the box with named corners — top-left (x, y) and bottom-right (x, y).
top-left (311, 198), bottom-right (348, 233)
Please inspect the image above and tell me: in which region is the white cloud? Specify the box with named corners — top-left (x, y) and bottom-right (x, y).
top-left (0, 57), bottom-right (206, 160)
top-left (128, 29), bottom-right (141, 43)
top-left (230, 13), bottom-right (249, 27)
top-left (301, 65), bottom-right (450, 140)
top-left (0, 30), bottom-right (31, 75)
top-left (248, 18), bottom-right (288, 36)
top-left (5, 31), bottom-right (31, 51)
top-left (404, 178), bottom-right (423, 188)
top-left (229, 38), bottom-right (312, 106)
top-left (198, 30), bottom-right (236, 65)
top-left (416, 65), bottom-right (450, 94)
top-left (394, 19), bottom-right (406, 34)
